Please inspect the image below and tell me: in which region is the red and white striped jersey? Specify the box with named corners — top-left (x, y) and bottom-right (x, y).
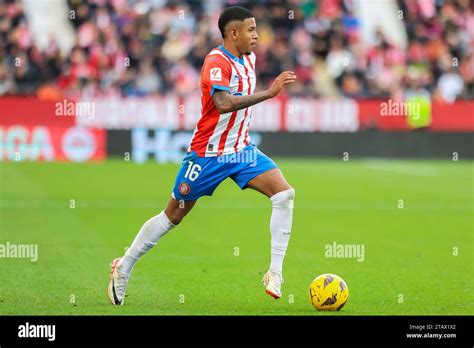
top-left (188, 45), bottom-right (256, 157)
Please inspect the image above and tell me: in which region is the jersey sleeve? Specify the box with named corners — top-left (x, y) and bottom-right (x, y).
top-left (202, 55), bottom-right (232, 96)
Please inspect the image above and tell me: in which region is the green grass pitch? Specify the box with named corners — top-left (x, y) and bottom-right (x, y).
top-left (0, 158), bottom-right (472, 315)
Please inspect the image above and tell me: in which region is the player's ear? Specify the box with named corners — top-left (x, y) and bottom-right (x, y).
top-left (229, 22), bottom-right (244, 41)
top-left (230, 26), bottom-right (239, 40)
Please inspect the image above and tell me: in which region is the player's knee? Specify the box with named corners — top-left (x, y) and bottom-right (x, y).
top-left (168, 211), bottom-right (185, 225)
top-left (164, 206), bottom-right (186, 225)
top-left (270, 188), bottom-right (295, 209)
top-left (164, 214), bottom-right (181, 225)
top-left (169, 217), bottom-right (182, 225)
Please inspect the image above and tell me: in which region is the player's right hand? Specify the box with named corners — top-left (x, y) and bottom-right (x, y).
top-left (268, 71), bottom-right (297, 98)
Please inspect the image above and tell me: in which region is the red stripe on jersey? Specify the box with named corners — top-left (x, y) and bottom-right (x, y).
top-left (242, 55), bottom-right (255, 146)
top-left (245, 54), bottom-right (254, 72)
top-left (217, 50), bottom-right (243, 155)
top-left (233, 60), bottom-right (252, 151)
top-left (233, 109), bottom-right (248, 152)
top-left (243, 119), bottom-right (250, 146)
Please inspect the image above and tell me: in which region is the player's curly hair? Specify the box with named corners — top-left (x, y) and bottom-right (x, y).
top-left (218, 6), bottom-right (254, 39)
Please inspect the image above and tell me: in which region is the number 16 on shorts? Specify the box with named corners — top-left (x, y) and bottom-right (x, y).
top-left (184, 161), bottom-right (202, 182)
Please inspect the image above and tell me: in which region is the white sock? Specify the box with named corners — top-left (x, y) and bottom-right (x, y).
top-left (269, 188), bottom-right (295, 275)
top-left (118, 211), bottom-right (176, 276)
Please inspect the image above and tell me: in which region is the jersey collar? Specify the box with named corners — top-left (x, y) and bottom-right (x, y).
top-left (218, 45), bottom-right (244, 65)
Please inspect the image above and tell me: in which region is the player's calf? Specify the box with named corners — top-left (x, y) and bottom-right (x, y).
top-left (265, 188), bottom-right (295, 299)
top-left (269, 188), bottom-right (295, 272)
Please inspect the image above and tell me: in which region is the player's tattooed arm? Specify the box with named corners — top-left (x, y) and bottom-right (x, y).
top-left (212, 90), bottom-right (271, 114)
top-left (212, 71), bottom-right (296, 114)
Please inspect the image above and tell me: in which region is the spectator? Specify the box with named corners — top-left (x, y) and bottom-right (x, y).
top-left (0, 0), bottom-right (471, 101)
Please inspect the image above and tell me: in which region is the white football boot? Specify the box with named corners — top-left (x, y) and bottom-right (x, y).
top-left (262, 271), bottom-right (284, 299)
top-left (108, 257), bottom-right (129, 306)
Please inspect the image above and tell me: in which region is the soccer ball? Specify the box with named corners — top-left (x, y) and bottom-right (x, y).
top-left (309, 273), bottom-right (349, 311)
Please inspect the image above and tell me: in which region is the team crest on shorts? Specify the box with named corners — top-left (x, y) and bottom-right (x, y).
top-left (179, 182), bottom-right (190, 195)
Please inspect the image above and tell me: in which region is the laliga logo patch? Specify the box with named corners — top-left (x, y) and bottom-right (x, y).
top-left (210, 67), bottom-right (222, 81)
top-left (179, 182), bottom-right (190, 195)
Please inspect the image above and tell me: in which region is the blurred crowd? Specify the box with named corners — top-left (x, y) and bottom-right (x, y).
top-left (0, 0), bottom-right (473, 102)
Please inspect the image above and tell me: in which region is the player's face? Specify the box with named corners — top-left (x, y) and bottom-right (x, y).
top-left (238, 17), bottom-right (258, 55)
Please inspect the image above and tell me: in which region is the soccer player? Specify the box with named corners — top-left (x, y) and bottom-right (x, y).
top-left (108, 6), bottom-right (296, 305)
